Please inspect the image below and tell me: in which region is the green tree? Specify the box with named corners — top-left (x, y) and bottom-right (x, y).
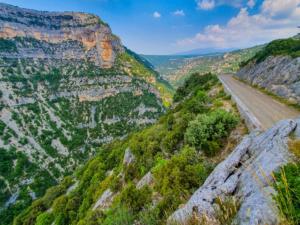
top-left (185, 109), bottom-right (239, 156)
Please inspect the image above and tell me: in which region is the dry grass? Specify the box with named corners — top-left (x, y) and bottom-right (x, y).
top-left (288, 139), bottom-right (300, 158)
top-left (175, 196), bottom-right (240, 225)
top-left (272, 168), bottom-right (297, 225)
top-left (214, 197), bottom-right (240, 225)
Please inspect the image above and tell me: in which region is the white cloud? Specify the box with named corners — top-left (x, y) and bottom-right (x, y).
top-left (196, 0), bottom-right (246, 10)
top-left (173, 10), bottom-right (185, 16)
top-left (197, 0), bottom-right (215, 10)
top-left (153, 11), bottom-right (161, 19)
top-left (262, 0), bottom-right (300, 18)
top-left (247, 0), bottom-right (255, 8)
top-left (178, 0), bottom-right (300, 50)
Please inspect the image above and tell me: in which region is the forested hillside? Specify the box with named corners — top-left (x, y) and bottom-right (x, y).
top-left (0, 3), bottom-right (172, 224)
top-left (14, 73), bottom-right (246, 225)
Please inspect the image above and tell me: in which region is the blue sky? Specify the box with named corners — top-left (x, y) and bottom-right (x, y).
top-left (1, 0), bottom-right (299, 54)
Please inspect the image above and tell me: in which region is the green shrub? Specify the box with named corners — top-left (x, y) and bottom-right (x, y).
top-left (119, 183), bottom-right (152, 212)
top-left (35, 212), bottom-right (54, 225)
top-left (0, 121), bottom-right (6, 136)
top-left (0, 38), bottom-right (17, 52)
top-left (152, 146), bottom-right (211, 218)
top-left (273, 163), bottom-right (300, 225)
top-left (185, 109), bottom-right (239, 156)
top-left (241, 38), bottom-right (300, 67)
top-left (174, 73), bottom-right (218, 102)
top-left (102, 206), bottom-right (134, 225)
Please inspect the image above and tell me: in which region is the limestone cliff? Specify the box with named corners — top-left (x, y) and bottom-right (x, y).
top-left (0, 4), bottom-right (169, 223)
top-left (0, 2), bottom-right (124, 68)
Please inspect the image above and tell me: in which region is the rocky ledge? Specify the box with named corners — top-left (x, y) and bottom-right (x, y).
top-left (168, 118), bottom-right (300, 225)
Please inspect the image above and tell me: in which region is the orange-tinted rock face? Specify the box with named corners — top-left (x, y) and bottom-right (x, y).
top-left (0, 3), bottom-right (124, 68)
top-left (100, 40), bottom-right (113, 68)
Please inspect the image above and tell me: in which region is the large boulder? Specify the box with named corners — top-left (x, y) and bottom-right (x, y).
top-left (168, 118), bottom-right (299, 225)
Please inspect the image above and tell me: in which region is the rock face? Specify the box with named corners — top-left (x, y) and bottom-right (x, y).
top-left (0, 3), bottom-right (167, 219)
top-left (0, 3), bottom-right (124, 68)
top-left (168, 118), bottom-right (299, 225)
top-left (237, 56), bottom-right (300, 104)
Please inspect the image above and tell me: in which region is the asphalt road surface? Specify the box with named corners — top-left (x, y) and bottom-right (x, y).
top-left (219, 74), bottom-right (300, 130)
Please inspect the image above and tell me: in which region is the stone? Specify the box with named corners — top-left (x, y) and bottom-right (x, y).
top-left (136, 171), bottom-right (153, 189)
top-left (123, 148), bottom-right (135, 166)
top-left (168, 118), bottom-right (299, 225)
top-left (92, 189), bottom-right (115, 211)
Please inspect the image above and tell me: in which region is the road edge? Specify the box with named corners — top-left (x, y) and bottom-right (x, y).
top-left (219, 75), bottom-right (263, 131)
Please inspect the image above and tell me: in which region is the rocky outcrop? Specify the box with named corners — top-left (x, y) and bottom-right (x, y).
top-left (237, 56), bottom-right (300, 104)
top-left (0, 3), bottom-right (124, 68)
top-left (123, 148), bottom-right (135, 166)
top-left (136, 171), bottom-right (153, 189)
top-left (92, 189), bottom-right (115, 211)
top-left (168, 118), bottom-right (299, 225)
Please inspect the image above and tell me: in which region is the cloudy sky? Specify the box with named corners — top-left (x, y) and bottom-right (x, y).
top-left (1, 0), bottom-right (299, 54)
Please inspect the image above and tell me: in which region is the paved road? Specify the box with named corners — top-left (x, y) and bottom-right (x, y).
top-left (219, 74), bottom-right (300, 130)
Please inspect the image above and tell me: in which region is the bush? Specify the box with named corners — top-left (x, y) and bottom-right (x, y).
top-left (0, 38), bottom-right (17, 52)
top-left (241, 38), bottom-right (300, 66)
top-left (152, 146), bottom-right (211, 217)
top-left (102, 206), bottom-right (134, 225)
top-left (185, 109), bottom-right (239, 156)
top-left (35, 212), bottom-right (54, 225)
top-left (273, 163), bottom-right (300, 225)
top-left (174, 73), bottom-right (218, 102)
top-left (119, 183), bottom-right (152, 212)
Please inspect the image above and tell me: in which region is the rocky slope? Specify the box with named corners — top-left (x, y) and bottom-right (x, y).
top-left (13, 74), bottom-right (247, 225)
top-left (13, 70), bottom-right (299, 225)
top-left (237, 38), bottom-right (300, 105)
top-left (0, 3), bottom-right (171, 223)
top-left (168, 118), bottom-right (299, 225)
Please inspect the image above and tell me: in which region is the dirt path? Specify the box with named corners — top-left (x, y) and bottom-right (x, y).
top-left (219, 74), bottom-right (300, 130)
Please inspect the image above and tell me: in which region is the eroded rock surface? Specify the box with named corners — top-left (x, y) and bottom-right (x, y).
top-left (123, 148), bottom-right (135, 166)
top-left (168, 118), bottom-right (299, 225)
top-left (0, 3), bottom-right (124, 68)
top-left (92, 189), bottom-right (115, 211)
top-left (237, 56), bottom-right (300, 104)
top-left (136, 171), bottom-right (153, 189)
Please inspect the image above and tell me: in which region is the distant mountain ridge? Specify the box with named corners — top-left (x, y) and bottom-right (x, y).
top-left (174, 47), bottom-right (236, 56)
top-left (142, 45), bottom-right (263, 87)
